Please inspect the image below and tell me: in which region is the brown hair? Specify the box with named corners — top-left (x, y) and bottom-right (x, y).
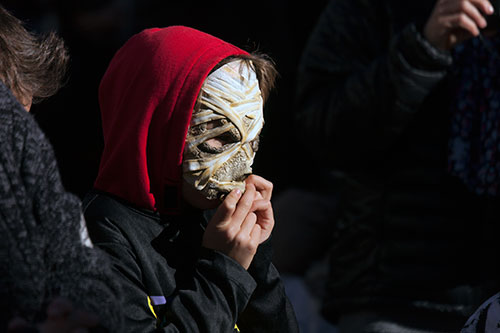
top-left (210, 53), bottom-right (278, 103)
top-left (0, 6), bottom-right (69, 104)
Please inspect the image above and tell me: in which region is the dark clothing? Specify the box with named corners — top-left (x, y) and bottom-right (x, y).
top-left (0, 81), bottom-right (122, 331)
top-left (295, 0), bottom-right (500, 328)
top-left (83, 191), bottom-right (298, 332)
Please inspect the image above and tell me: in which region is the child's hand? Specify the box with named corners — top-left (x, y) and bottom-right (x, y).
top-left (245, 175), bottom-right (275, 245)
top-left (202, 183), bottom-right (261, 269)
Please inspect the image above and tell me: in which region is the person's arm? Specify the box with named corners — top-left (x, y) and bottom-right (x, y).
top-left (32, 128), bottom-right (124, 332)
top-left (0, 102), bottom-right (123, 332)
top-left (237, 238), bottom-right (299, 332)
top-left (295, 0), bottom-right (454, 166)
top-left (86, 214), bottom-right (257, 332)
top-left (237, 175), bottom-right (299, 332)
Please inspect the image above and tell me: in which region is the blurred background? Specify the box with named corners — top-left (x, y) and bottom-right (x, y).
top-left (1, 0), bottom-right (329, 199)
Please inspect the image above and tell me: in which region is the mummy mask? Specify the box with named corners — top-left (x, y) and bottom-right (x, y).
top-left (183, 59), bottom-right (264, 200)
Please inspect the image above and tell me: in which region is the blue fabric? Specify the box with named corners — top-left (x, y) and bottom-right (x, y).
top-left (448, 35), bottom-right (500, 196)
top-left (462, 292), bottom-right (500, 332)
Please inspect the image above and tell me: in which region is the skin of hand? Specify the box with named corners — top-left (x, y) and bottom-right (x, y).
top-left (202, 175), bottom-right (276, 270)
top-left (244, 174), bottom-right (275, 245)
top-left (424, 0), bottom-right (494, 50)
top-left (7, 297), bottom-right (99, 333)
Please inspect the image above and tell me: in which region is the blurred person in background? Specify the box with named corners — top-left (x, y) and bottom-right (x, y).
top-left (282, 0), bottom-right (500, 331)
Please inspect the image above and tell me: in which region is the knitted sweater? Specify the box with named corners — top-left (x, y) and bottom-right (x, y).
top-left (0, 81), bottom-right (122, 331)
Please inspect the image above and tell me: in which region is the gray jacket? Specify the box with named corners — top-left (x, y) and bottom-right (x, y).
top-left (0, 81), bottom-right (123, 331)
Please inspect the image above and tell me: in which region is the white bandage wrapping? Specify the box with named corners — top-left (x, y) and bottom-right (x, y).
top-left (183, 60), bottom-right (264, 197)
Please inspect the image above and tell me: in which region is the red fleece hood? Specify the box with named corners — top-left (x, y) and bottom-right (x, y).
top-left (94, 26), bottom-right (248, 213)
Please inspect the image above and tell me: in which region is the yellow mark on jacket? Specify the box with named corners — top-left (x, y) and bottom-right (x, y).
top-left (147, 296), bottom-right (157, 318)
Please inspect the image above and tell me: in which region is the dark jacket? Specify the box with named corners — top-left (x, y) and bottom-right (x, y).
top-left (83, 191), bottom-right (298, 332)
top-left (295, 0), bottom-right (500, 325)
top-left (0, 81), bottom-right (123, 331)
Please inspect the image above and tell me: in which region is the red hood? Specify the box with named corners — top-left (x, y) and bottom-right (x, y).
top-left (94, 26), bottom-right (248, 213)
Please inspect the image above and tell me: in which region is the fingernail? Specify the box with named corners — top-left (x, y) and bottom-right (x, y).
top-left (489, 4), bottom-right (495, 14)
top-left (235, 189), bottom-right (241, 196)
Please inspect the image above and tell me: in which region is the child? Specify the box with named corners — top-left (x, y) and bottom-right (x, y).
top-left (83, 25), bottom-right (299, 332)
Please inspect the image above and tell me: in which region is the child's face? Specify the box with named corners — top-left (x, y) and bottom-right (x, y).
top-left (183, 59), bottom-right (263, 200)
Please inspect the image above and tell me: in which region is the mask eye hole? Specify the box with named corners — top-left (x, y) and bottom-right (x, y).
top-left (197, 121), bottom-right (241, 154)
top-left (213, 131), bottom-right (239, 146)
